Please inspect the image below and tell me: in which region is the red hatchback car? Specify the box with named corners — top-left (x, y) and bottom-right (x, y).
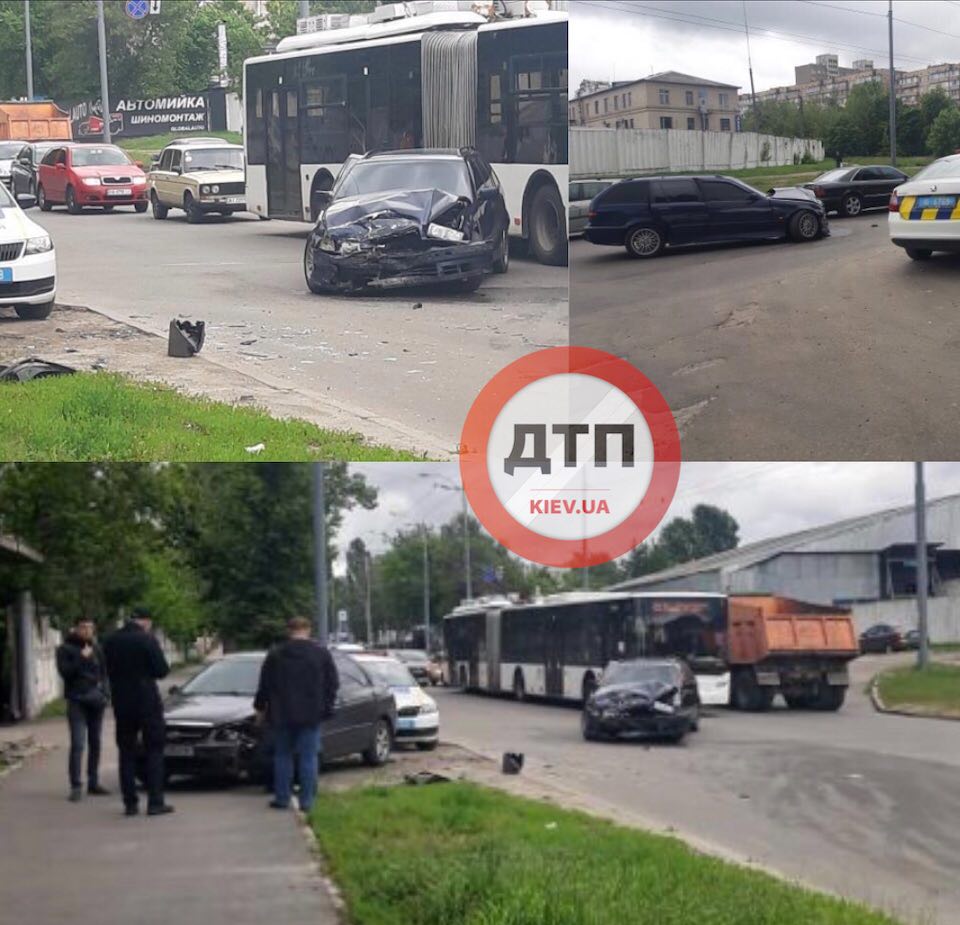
top-left (37, 143), bottom-right (148, 214)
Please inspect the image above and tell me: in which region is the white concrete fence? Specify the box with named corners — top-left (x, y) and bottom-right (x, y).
top-left (571, 126), bottom-right (825, 179)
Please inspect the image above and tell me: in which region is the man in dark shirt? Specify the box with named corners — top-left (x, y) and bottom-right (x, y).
top-left (254, 617), bottom-right (338, 813)
top-left (102, 607), bottom-right (172, 817)
top-left (56, 617), bottom-right (110, 801)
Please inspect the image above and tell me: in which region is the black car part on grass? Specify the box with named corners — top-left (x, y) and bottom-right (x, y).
top-left (168, 319), bottom-right (205, 357)
top-left (0, 357), bottom-right (75, 382)
top-left (306, 188), bottom-right (494, 292)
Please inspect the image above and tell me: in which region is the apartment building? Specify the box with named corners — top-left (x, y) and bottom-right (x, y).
top-left (569, 72), bottom-right (741, 132)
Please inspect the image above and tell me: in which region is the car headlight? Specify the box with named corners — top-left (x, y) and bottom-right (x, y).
top-left (133, 176), bottom-right (146, 185)
top-left (318, 233), bottom-right (338, 253)
top-left (339, 240), bottom-right (362, 256)
top-left (201, 185), bottom-right (211, 195)
top-left (82, 177), bottom-right (101, 187)
top-left (427, 222), bottom-right (465, 243)
top-left (419, 701), bottom-right (438, 716)
top-left (212, 185), bottom-right (220, 194)
top-left (212, 723), bottom-right (248, 742)
top-left (24, 235), bottom-right (53, 255)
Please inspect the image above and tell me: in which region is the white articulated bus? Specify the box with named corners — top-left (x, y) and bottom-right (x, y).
top-left (242, 8), bottom-right (568, 265)
top-left (443, 591), bottom-right (731, 706)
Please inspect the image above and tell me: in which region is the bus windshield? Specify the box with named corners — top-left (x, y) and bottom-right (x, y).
top-left (336, 159), bottom-right (473, 201)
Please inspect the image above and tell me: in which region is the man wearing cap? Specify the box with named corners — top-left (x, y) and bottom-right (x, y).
top-left (102, 607), bottom-right (173, 817)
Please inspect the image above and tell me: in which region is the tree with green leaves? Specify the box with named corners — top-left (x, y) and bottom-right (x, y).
top-left (927, 107), bottom-right (960, 158)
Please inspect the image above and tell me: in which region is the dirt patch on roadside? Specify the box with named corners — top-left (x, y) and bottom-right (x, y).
top-left (0, 304), bottom-right (442, 455)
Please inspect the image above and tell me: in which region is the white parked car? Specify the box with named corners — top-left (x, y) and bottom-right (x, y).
top-left (889, 153), bottom-right (960, 261)
top-left (0, 183), bottom-right (56, 319)
top-left (353, 654), bottom-right (439, 751)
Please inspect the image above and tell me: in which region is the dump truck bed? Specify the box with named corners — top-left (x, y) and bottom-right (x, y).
top-left (728, 595), bottom-right (859, 665)
top-left (0, 102), bottom-right (72, 141)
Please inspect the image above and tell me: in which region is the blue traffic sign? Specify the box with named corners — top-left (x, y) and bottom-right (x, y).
top-left (125, 0), bottom-right (149, 19)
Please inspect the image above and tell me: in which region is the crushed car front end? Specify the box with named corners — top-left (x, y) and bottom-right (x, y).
top-left (583, 681), bottom-right (692, 739)
top-left (305, 188), bottom-right (493, 292)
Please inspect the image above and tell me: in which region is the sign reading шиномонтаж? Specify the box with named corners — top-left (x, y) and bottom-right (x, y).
top-left (69, 95), bottom-right (209, 139)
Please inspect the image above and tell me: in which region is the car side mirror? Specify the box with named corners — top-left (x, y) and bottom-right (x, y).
top-left (16, 193), bottom-right (36, 210)
top-left (168, 685), bottom-right (181, 696)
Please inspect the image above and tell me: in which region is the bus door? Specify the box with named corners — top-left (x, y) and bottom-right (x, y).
top-left (544, 610), bottom-right (564, 697)
top-left (264, 85), bottom-right (303, 219)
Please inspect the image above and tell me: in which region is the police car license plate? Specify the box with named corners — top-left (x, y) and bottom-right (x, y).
top-left (107, 188), bottom-right (131, 197)
top-left (164, 744), bottom-right (194, 757)
top-left (0, 268), bottom-right (11, 283)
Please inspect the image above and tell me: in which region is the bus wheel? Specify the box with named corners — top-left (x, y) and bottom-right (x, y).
top-left (513, 670), bottom-right (526, 702)
top-left (527, 183), bottom-right (567, 266)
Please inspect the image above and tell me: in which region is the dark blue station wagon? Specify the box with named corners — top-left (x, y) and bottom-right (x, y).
top-left (583, 175), bottom-right (828, 258)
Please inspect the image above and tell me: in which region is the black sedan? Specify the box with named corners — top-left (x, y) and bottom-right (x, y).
top-left (581, 658), bottom-right (700, 742)
top-left (7, 141), bottom-right (60, 199)
top-left (304, 147), bottom-right (509, 294)
top-left (803, 165), bottom-right (908, 217)
top-left (158, 651), bottom-right (397, 782)
top-left (584, 175), bottom-right (827, 258)
top-left (859, 623), bottom-right (906, 654)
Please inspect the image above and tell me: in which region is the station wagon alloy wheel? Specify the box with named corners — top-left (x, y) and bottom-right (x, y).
top-left (627, 226), bottom-right (662, 257)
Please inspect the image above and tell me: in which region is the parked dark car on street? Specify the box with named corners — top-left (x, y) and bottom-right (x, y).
top-left (581, 658), bottom-right (700, 742)
top-left (304, 147), bottom-right (509, 293)
top-left (903, 628), bottom-right (929, 650)
top-left (803, 165), bottom-right (908, 217)
top-left (8, 141), bottom-right (59, 198)
top-left (583, 175), bottom-right (828, 258)
top-left (859, 623), bottom-right (906, 654)
top-left (155, 651), bottom-right (397, 783)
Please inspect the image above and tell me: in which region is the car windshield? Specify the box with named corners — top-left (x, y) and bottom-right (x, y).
top-left (337, 159), bottom-right (473, 200)
top-left (911, 157), bottom-right (960, 181)
top-left (0, 184), bottom-right (15, 209)
top-left (181, 658), bottom-right (262, 696)
top-left (71, 146), bottom-right (131, 167)
top-left (815, 168), bottom-right (856, 183)
top-left (182, 147), bottom-right (244, 172)
top-left (360, 660), bottom-right (418, 688)
top-left (0, 142), bottom-right (21, 158)
top-left (602, 662), bottom-right (677, 687)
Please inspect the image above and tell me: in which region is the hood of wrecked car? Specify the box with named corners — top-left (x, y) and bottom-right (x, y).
top-left (321, 188), bottom-right (468, 242)
top-left (591, 680), bottom-right (677, 709)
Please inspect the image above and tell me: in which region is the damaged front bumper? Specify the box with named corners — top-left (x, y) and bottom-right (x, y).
top-left (307, 236), bottom-right (493, 292)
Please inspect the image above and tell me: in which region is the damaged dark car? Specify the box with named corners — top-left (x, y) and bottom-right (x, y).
top-left (581, 658), bottom-right (700, 743)
top-left (304, 148), bottom-right (509, 294)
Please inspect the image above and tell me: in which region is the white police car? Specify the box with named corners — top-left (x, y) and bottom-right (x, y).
top-left (889, 154), bottom-right (960, 261)
top-left (0, 184), bottom-right (56, 319)
top-left (353, 654), bottom-right (439, 750)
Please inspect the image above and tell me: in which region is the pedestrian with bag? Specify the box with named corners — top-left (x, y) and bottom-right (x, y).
top-left (102, 607), bottom-right (173, 817)
top-left (254, 617), bottom-right (338, 814)
top-left (55, 617), bottom-right (110, 802)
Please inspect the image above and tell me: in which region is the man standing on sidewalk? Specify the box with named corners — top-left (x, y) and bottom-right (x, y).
top-left (56, 617), bottom-right (110, 802)
top-left (254, 617), bottom-right (338, 813)
top-left (102, 607), bottom-right (173, 817)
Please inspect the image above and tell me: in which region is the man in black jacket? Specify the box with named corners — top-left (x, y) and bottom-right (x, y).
top-left (254, 617), bottom-right (338, 813)
top-left (102, 607), bottom-right (172, 817)
top-left (56, 617), bottom-right (110, 802)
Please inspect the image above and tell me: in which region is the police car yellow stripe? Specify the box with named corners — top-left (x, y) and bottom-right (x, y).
top-left (899, 196), bottom-right (916, 219)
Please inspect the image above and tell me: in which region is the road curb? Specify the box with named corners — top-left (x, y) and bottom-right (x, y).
top-left (869, 675), bottom-right (960, 722)
top-left (294, 805), bottom-right (349, 924)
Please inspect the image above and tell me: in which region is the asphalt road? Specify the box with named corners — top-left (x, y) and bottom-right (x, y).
top-left (38, 206), bottom-right (567, 453)
top-left (570, 215), bottom-right (960, 459)
top-left (434, 654), bottom-right (960, 924)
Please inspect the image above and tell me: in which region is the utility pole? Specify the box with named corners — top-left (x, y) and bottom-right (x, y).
top-left (313, 463), bottom-right (328, 644)
top-left (915, 462), bottom-right (929, 669)
top-left (24, 0), bottom-right (34, 101)
top-left (422, 525), bottom-right (430, 651)
top-left (96, 0), bottom-right (111, 143)
top-left (888, 0), bottom-right (897, 166)
top-left (742, 1), bottom-right (758, 127)
top-left (299, 0), bottom-right (310, 19)
top-left (364, 551), bottom-right (373, 645)
top-left (461, 488), bottom-right (472, 601)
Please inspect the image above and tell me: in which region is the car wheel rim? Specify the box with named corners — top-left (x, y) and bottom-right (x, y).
top-left (799, 214), bottom-right (817, 238)
top-left (631, 228), bottom-right (660, 255)
top-left (845, 197), bottom-right (860, 215)
top-left (376, 724), bottom-right (390, 761)
top-left (305, 245), bottom-right (314, 278)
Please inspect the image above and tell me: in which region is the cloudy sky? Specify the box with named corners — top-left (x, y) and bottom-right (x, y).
top-left (335, 462), bottom-right (960, 571)
top-left (570, 0), bottom-right (960, 95)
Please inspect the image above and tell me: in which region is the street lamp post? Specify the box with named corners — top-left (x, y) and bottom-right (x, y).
top-left (915, 462), bottom-right (929, 669)
top-left (96, 0), bottom-right (111, 143)
top-left (24, 0), bottom-right (34, 101)
top-left (313, 463), bottom-right (328, 644)
top-left (423, 473), bottom-right (472, 602)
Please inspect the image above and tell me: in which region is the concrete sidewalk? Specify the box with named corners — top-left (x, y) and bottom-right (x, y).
top-left (0, 713), bottom-right (341, 925)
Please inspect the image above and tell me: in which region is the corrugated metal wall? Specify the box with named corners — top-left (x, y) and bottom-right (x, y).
top-left (571, 127), bottom-right (825, 179)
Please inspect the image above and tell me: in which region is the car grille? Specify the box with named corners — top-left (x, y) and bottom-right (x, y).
top-left (0, 242), bottom-right (24, 262)
top-left (102, 176), bottom-right (133, 185)
top-left (165, 724), bottom-right (212, 743)
top-left (0, 276), bottom-right (54, 296)
top-left (397, 706), bottom-right (420, 717)
top-left (217, 182), bottom-right (244, 195)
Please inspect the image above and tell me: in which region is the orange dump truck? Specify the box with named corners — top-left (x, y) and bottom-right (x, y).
top-left (0, 101), bottom-right (72, 141)
top-left (727, 595), bottom-right (859, 712)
